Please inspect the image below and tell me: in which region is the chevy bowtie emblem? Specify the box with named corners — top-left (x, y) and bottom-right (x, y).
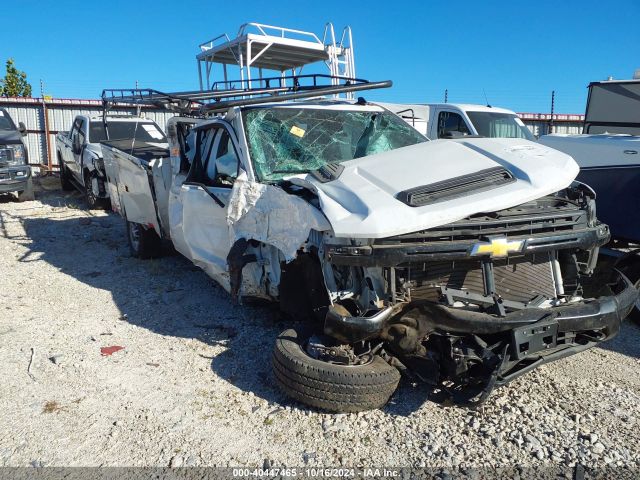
top-left (470, 238), bottom-right (524, 257)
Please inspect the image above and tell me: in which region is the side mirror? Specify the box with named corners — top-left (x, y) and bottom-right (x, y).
top-left (18, 122), bottom-right (27, 136)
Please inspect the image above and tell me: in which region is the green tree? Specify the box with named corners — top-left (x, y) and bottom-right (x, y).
top-left (0, 58), bottom-right (32, 97)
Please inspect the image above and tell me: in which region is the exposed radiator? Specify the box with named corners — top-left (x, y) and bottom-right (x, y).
top-left (397, 253), bottom-right (557, 303)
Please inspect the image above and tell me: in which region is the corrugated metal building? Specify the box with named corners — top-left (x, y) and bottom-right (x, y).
top-left (0, 97), bottom-right (176, 171)
top-left (518, 112), bottom-right (585, 137)
top-left (0, 96), bottom-right (586, 170)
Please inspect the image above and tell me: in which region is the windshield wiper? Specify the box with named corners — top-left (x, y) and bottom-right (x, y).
top-left (271, 168), bottom-right (311, 175)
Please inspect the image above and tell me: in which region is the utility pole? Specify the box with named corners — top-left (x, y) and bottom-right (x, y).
top-left (549, 90), bottom-right (555, 135)
top-left (135, 80), bottom-right (141, 116)
top-left (444, 89), bottom-right (448, 103)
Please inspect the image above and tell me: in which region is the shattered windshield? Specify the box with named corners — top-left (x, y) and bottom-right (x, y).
top-left (243, 107), bottom-right (427, 182)
top-left (467, 112), bottom-right (535, 140)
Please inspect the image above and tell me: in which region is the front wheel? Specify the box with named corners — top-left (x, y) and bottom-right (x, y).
top-left (126, 220), bottom-right (162, 259)
top-left (273, 328), bottom-right (400, 413)
top-left (84, 172), bottom-right (109, 210)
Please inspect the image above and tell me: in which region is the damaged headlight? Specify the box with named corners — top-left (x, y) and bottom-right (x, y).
top-left (0, 144), bottom-right (26, 165)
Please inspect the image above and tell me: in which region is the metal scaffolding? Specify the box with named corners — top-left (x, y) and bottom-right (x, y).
top-left (196, 22), bottom-right (356, 98)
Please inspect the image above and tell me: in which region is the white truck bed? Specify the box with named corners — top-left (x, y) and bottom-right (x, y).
top-left (101, 141), bottom-right (171, 237)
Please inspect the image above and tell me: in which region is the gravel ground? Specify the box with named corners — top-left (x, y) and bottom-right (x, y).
top-left (1, 177), bottom-right (639, 474)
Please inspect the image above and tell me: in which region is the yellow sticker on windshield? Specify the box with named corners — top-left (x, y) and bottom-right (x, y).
top-left (290, 125), bottom-right (306, 138)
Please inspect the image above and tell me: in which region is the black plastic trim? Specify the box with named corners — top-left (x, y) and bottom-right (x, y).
top-left (396, 167), bottom-right (515, 207)
top-left (327, 225), bottom-right (610, 267)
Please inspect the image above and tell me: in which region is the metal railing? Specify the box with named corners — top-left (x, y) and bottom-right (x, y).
top-left (102, 75), bottom-right (392, 116)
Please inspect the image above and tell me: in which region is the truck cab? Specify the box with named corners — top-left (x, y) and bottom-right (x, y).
top-left (379, 102), bottom-right (535, 141)
top-left (56, 114), bottom-right (166, 208)
top-left (0, 107), bottom-right (33, 201)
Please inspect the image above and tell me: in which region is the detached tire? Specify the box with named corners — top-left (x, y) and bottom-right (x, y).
top-left (273, 328), bottom-right (400, 413)
top-left (126, 220), bottom-right (162, 259)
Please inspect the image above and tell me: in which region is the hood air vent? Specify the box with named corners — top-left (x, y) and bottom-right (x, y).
top-left (396, 166), bottom-right (515, 207)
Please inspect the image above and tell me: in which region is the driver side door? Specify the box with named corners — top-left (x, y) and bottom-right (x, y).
top-left (171, 123), bottom-right (241, 291)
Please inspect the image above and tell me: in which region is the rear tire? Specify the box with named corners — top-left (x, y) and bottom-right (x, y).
top-left (273, 328), bottom-right (400, 413)
top-left (59, 156), bottom-right (74, 191)
top-left (126, 220), bottom-right (162, 259)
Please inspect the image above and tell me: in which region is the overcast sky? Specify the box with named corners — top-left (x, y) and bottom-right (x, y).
top-left (1, 0), bottom-right (638, 113)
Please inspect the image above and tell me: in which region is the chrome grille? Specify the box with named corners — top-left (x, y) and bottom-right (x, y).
top-left (0, 147), bottom-right (13, 167)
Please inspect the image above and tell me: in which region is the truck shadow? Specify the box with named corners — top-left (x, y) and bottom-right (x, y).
top-left (0, 197), bottom-right (275, 393)
top-left (3, 190), bottom-right (440, 415)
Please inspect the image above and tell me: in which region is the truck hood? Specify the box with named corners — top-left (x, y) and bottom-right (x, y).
top-left (290, 138), bottom-right (579, 239)
top-left (0, 129), bottom-right (22, 145)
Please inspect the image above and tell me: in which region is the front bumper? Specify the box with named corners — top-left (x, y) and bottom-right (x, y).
top-left (0, 165), bottom-right (31, 193)
top-left (325, 270), bottom-right (637, 360)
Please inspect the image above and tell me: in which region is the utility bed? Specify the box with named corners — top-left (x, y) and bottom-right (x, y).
top-left (101, 139), bottom-right (171, 236)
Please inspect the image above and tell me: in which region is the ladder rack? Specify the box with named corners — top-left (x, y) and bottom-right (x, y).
top-left (196, 22), bottom-right (358, 99)
top-left (102, 75), bottom-right (392, 116)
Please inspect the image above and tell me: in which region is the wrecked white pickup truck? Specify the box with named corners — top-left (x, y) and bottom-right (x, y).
top-left (101, 78), bottom-right (636, 412)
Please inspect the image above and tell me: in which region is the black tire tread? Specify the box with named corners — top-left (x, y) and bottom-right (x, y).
top-left (272, 328), bottom-right (400, 412)
top-left (273, 353), bottom-right (398, 396)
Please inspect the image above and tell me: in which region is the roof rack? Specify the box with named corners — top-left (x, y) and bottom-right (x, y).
top-left (197, 22), bottom-right (356, 99)
top-left (102, 74), bottom-right (392, 116)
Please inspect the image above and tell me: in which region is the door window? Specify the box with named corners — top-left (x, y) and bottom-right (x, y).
top-left (77, 119), bottom-right (86, 147)
top-left (186, 126), bottom-right (240, 187)
top-left (208, 130), bottom-right (239, 186)
top-left (437, 111), bottom-right (471, 138)
top-left (70, 119), bottom-right (80, 143)
top-left (70, 118), bottom-right (85, 152)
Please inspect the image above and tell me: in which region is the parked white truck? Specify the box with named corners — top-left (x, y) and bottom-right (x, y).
top-left (378, 103), bottom-right (534, 140)
top-left (100, 78), bottom-right (635, 412)
top-left (56, 114), bottom-right (166, 208)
